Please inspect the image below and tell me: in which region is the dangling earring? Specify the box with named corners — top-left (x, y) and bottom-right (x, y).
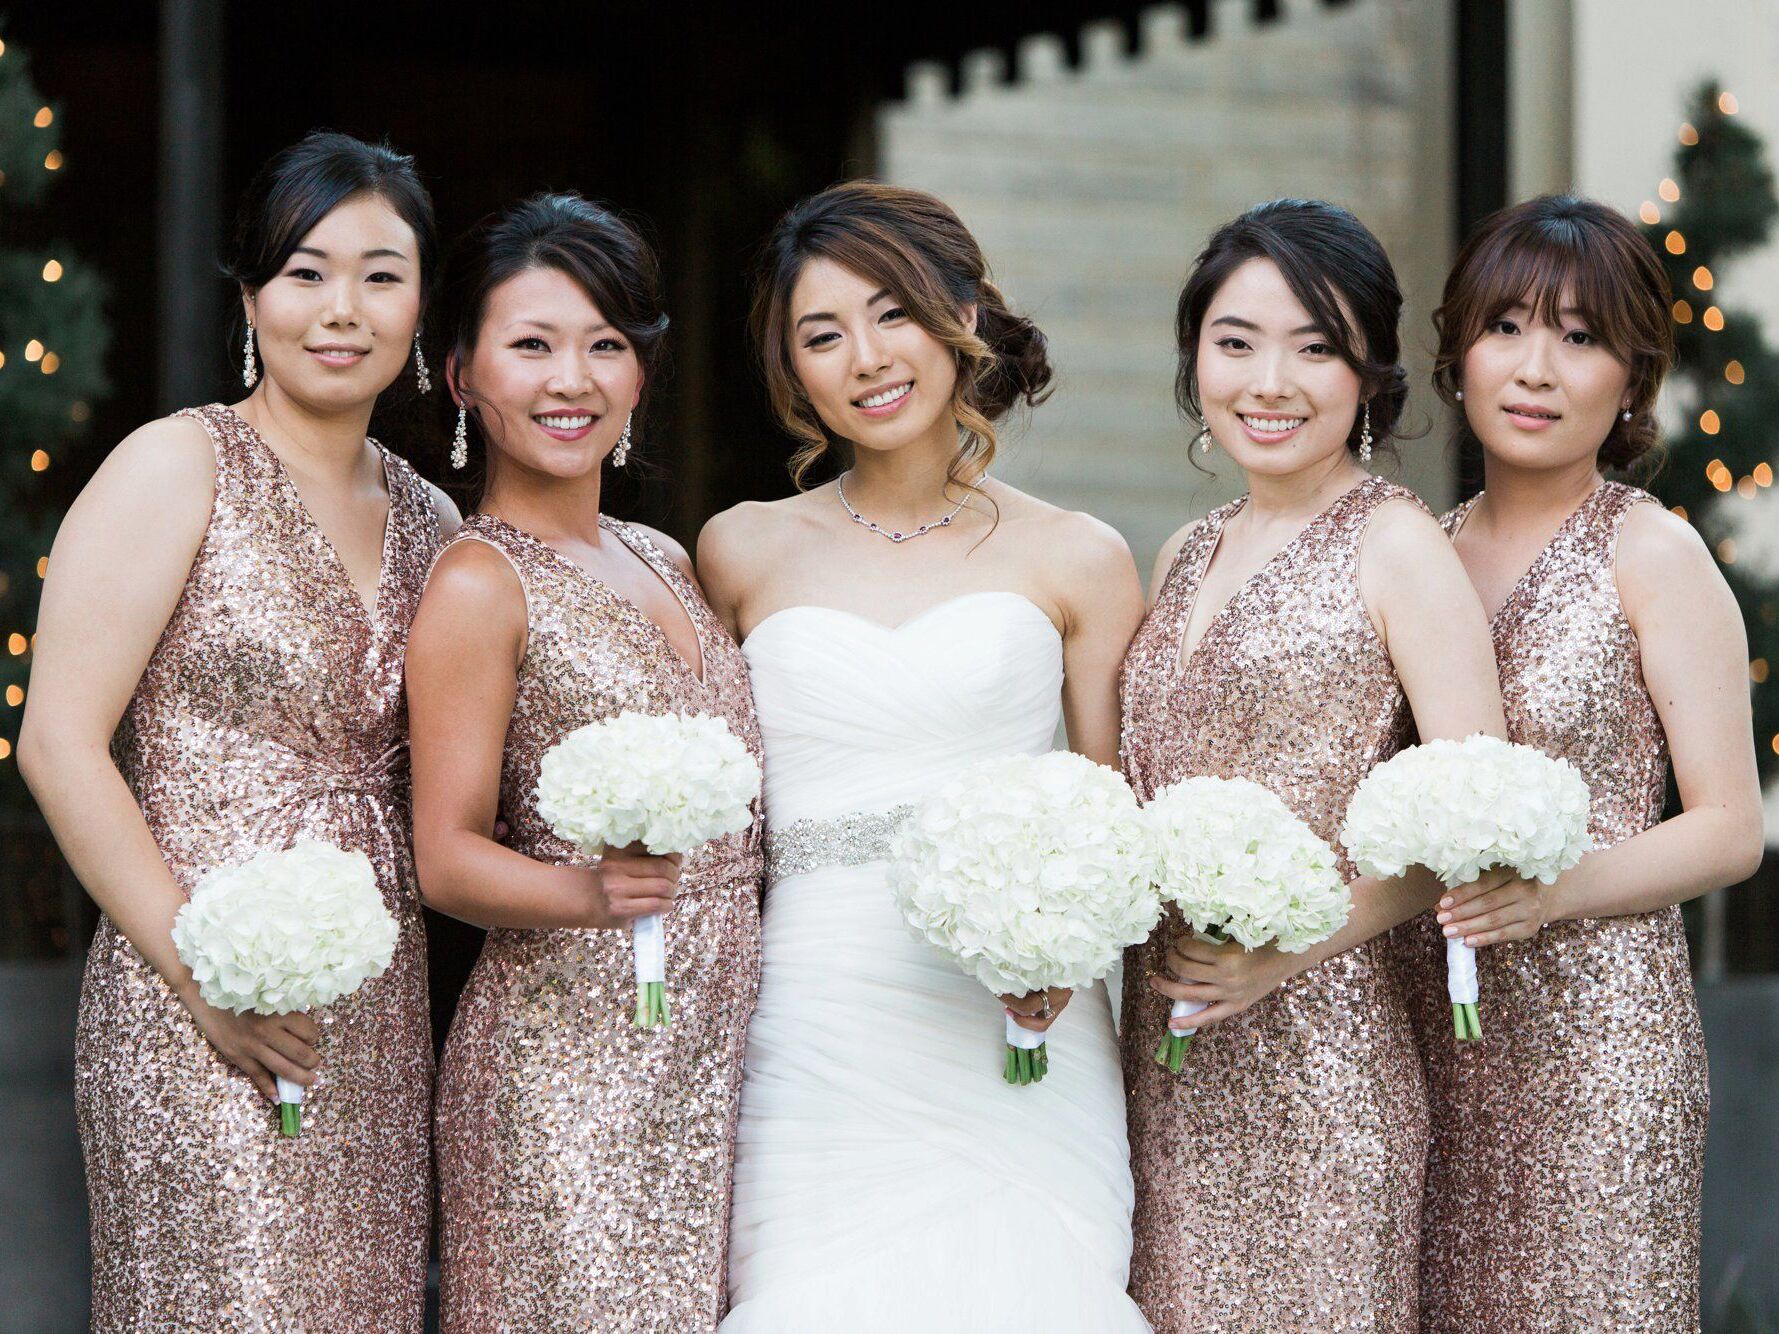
top-left (242, 324), bottom-right (259, 389)
top-left (1358, 402), bottom-right (1374, 465)
top-left (1454, 388), bottom-right (1464, 401)
top-left (1195, 425), bottom-right (1213, 455)
top-left (1621, 406), bottom-right (1633, 422)
top-left (413, 336), bottom-right (432, 395)
top-left (451, 407), bottom-right (469, 470)
top-left (611, 413), bottom-right (633, 468)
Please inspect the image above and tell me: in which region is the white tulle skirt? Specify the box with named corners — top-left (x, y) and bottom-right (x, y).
top-left (721, 861), bottom-right (1149, 1332)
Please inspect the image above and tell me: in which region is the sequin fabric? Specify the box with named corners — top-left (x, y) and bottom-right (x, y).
top-left (1118, 476), bottom-right (1428, 1332)
top-left (74, 403), bottom-right (442, 1329)
top-left (761, 804), bottom-right (912, 885)
top-left (1392, 481), bottom-right (1707, 1331)
top-left (433, 513), bottom-right (764, 1332)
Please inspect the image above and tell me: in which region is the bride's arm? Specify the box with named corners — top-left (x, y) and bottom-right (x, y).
top-left (1000, 509), bottom-right (1145, 1038)
top-left (1050, 512), bottom-right (1145, 768)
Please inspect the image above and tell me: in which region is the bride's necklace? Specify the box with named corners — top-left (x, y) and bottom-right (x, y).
top-left (836, 471), bottom-right (977, 544)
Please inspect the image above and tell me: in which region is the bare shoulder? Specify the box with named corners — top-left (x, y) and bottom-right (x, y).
top-left (627, 522), bottom-right (694, 579)
top-left (1616, 500), bottom-right (1722, 605)
top-left (62, 415), bottom-right (217, 543)
top-left (992, 482), bottom-right (1132, 568)
top-left (421, 479), bottom-right (463, 538)
top-left (420, 536), bottom-right (524, 618)
top-left (1360, 494), bottom-right (1452, 562)
top-left (1359, 490), bottom-right (1444, 547)
top-left (94, 414), bottom-right (217, 495)
top-left (990, 484), bottom-right (1140, 615)
top-left (696, 494), bottom-right (818, 574)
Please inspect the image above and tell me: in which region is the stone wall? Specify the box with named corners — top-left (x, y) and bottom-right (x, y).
top-left (879, 0), bottom-right (1457, 580)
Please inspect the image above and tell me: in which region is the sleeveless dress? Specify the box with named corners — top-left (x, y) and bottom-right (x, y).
top-left (432, 513), bottom-right (765, 1332)
top-left (722, 591), bottom-right (1148, 1332)
top-left (1395, 481), bottom-right (1708, 1331)
top-left (74, 403), bottom-right (442, 1329)
top-left (1118, 476), bottom-right (1428, 1332)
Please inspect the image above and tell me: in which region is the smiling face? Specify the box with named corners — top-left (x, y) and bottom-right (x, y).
top-left (454, 264), bottom-right (641, 482)
top-left (244, 191), bottom-right (422, 412)
top-left (787, 256), bottom-right (971, 458)
top-left (1459, 288), bottom-right (1633, 473)
top-left (1195, 257), bottom-right (1366, 479)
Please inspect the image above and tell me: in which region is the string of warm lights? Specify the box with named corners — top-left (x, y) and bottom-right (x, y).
top-left (0, 44), bottom-right (86, 762)
top-left (1648, 88), bottom-right (1779, 760)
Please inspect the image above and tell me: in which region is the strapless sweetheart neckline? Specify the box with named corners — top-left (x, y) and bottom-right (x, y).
top-left (743, 589), bottom-right (1059, 646)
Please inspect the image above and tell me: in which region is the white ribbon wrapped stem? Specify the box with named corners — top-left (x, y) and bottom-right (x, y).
top-left (1168, 997), bottom-right (1209, 1037)
top-left (274, 1074), bottom-right (305, 1107)
top-left (1446, 936), bottom-right (1479, 1005)
top-left (632, 913), bottom-right (666, 986)
top-left (1004, 1011), bottom-right (1048, 1051)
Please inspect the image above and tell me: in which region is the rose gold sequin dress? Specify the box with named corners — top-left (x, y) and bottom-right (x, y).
top-left (1394, 481), bottom-right (1708, 1331)
top-left (1119, 476), bottom-right (1429, 1332)
top-left (74, 403), bottom-right (442, 1329)
top-left (433, 513), bottom-right (764, 1332)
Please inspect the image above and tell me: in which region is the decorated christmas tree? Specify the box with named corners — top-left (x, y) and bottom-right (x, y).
top-left (1639, 81), bottom-right (1779, 787)
top-left (0, 23), bottom-right (110, 952)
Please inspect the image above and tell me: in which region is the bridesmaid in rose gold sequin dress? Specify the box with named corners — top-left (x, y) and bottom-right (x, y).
top-left (75, 404), bottom-right (444, 1325)
top-left (409, 193), bottom-right (763, 1331)
top-left (1393, 195), bottom-right (1760, 1332)
top-left (430, 514), bottom-right (763, 1330)
top-left (1121, 477), bottom-right (1431, 1331)
top-left (1396, 483), bottom-right (1709, 1330)
top-left (1117, 200), bottom-right (1508, 1333)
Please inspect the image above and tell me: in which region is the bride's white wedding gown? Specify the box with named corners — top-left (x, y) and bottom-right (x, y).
top-left (721, 591), bottom-right (1148, 1332)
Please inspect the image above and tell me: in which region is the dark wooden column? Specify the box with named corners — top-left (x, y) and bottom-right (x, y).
top-left (156, 0), bottom-right (225, 414)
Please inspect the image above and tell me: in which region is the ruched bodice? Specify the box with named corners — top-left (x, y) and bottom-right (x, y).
top-left (724, 589), bottom-right (1146, 1333)
top-left (742, 591), bottom-right (1063, 826)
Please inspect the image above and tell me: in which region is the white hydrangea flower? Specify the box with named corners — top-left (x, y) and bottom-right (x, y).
top-left (1146, 776), bottom-right (1351, 954)
top-left (172, 840), bottom-right (397, 1015)
top-left (888, 751), bottom-right (1162, 996)
top-left (1339, 734), bottom-right (1594, 888)
top-left (535, 711), bottom-right (761, 856)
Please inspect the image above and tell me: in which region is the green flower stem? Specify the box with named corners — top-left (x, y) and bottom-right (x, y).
top-left (1154, 1031), bottom-right (1194, 1073)
top-left (1453, 1001), bottom-right (1482, 1041)
top-left (633, 981), bottom-right (671, 1030)
top-left (279, 1101), bottom-right (301, 1138)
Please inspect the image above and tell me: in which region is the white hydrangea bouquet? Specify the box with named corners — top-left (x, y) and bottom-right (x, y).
top-left (1145, 777), bottom-right (1351, 1072)
top-left (172, 840), bottom-right (397, 1137)
top-left (535, 710), bottom-right (761, 1030)
top-left (888, 750), bottom-right (1160, 1086)
top-left (1340, 734), bottom-right (1593, 1041)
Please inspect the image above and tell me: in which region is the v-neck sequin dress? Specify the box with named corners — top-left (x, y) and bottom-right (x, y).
top-left (433, 513), bottom-right (765, 1332)
top-left (1394, 481), bottom-right (1708, 1331)
top-left (74, 402), bottom-right (443, 1329)
top-left (1118, 476), bottom-right (1429, 1332)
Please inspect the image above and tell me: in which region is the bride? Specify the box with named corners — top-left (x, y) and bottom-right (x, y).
top-left (700, 182), bottom-right (1150, 1331)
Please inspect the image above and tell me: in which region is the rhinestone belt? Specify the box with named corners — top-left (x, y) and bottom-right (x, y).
top-left (762, 804), bottom-right (914, 885)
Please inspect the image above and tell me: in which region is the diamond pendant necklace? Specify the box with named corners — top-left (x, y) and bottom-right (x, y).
top-left (836, 471), bottom-right (976, 544)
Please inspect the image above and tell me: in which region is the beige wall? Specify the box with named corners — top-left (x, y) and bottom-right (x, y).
top-left (879, 0), bottom-right (1457, 584)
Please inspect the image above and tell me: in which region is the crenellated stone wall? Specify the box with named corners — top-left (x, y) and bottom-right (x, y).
top-left (879, 0), bottom-right (1457, 581)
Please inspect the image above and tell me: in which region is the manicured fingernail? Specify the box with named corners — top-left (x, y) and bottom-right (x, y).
top-left (1436, 912), bottom-right (1451, 923)
top-left (1440, 897), bottom-right (1453, 909)
top-left (1442, 925), bottom-right (1457, 937)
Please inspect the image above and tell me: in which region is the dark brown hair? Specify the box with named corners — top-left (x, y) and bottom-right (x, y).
top-left (1176, 199), bottom-right (1408, 459)
top-left (438, 193), bottom-right (668, 482)
top-left (750, 181), bottom-right (1053, 490)
top-left (1433, 195), bottom-right (1675, 471)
